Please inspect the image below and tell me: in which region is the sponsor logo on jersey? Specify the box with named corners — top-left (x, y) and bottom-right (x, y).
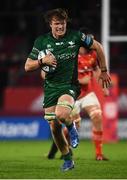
top-left (57, 52), bottom-right (77, 60)
top-left (55, 42), bottom-right (64, 45)
top-left (68, 41), bottom-right (75, 48)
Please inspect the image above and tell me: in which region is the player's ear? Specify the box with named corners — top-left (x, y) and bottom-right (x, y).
top-left (49, 22), bottom-right (52, 28)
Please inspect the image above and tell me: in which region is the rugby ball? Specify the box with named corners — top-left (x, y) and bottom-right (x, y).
top-left (38, 50), bottom-right (56, 73)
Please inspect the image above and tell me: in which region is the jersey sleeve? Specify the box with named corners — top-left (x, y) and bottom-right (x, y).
top-left (28, 37), bottom-right (42, 60)
top-left (79, 31), bottom-right (93, 48)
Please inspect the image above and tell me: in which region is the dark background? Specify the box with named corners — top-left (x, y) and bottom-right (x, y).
top-left (0, 0), bottom-right (127, 116)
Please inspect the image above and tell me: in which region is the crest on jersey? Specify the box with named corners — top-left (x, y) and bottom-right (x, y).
top-left (46, 44), bottom-right (53, 52)
top-left (68, 41), bottom-right (75, 48)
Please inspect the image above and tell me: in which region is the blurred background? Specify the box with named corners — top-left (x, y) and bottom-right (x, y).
top-left (0, 0), bottom-right (127, 141)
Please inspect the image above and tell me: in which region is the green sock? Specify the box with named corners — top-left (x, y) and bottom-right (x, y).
top-left (63, 152), bottom-right (72, 161)
top-left (66, 123), bottom-right (73, 130)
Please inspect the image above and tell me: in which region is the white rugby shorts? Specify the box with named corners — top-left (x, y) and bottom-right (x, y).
top-left (74, 92), bottom-right (100, 113)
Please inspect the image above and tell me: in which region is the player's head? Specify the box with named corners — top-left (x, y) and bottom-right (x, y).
top-left (44, 8), bottom-right (68, 39)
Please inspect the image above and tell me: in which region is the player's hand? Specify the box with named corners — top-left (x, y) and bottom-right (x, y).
top-left (42, 53), bottom-right (57, 67)
top-left (103, 88), bottom-right (110, 96)
top-left (98, 72), bottom-right (112, 88)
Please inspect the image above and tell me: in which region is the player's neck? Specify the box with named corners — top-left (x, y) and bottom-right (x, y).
top-left (52, 33), bottom-right (64, 39)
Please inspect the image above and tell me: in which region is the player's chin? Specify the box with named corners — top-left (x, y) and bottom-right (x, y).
top-left (56, 31), bottom-right (65, 37)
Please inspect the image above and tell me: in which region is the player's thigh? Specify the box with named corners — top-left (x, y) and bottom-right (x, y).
top-left (81, 92), bottom-right (100, 109)
top-left (84, 104), bottom-right (102, 121)
top-left (44, 106), bottom-right (56, 114)
top-left (81, 92), bottom-right (102, 117)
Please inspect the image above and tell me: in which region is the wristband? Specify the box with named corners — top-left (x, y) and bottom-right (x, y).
top-left (38, 58), bottom-right (43, 67)
top-left (101, 67), bottom-right (107, 72)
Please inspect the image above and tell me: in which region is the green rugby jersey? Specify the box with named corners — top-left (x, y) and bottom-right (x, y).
top-left (28, 30), bottom-right (93, 87)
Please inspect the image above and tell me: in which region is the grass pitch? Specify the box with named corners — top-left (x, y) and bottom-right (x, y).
top-left (0, 140), bottom-right (127, 179)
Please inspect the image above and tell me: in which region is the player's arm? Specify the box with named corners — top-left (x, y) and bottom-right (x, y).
top-left (93, 65), bottom-right (101, 80)
top-left (80, 33), bottom-right (107, 71)
top-left (93, 66), bottom-right (109, 96)
top-left (25, 54), bottom-right (57, 72)
top-left (91, 40), bottom-right (107, 72)
top-left (90, 40), bottom-right (111, 88)
top-left (25, 58), bottom-right (40, 72)
top-left (89, 39), bottom-right (111, 88)
top-left (80, 33), bottom-right (111, 88)
top-left (25, 37), bottom-right (57, 72)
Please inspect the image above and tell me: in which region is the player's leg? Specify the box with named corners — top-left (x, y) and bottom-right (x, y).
top-left (47, 126), bottom-right (73, 160)
top-left (70, 104), bottom-right (81, 129)
top-left (47, 140), bottom-right (58, 159)
top-left (55, 94), bottom-right (79, 171)
top-left (45, 106), bottom-right (69, 154)
top-left (60, 126), bottom-right (73, 159)
top-left (59, 105), bottom-right (82, 159)
top-left (50, 120), bottom-right (75, 171)
top-left (44, 106), bottom-right (59, 159)
top-left (45, 105), bottom-right (74, 171)
top-left (81, 92), bottom-right (108, 160)
top-left (59, 104), bottom-right (82, 160)
top-left (56, 94), bottom-right (79, 149)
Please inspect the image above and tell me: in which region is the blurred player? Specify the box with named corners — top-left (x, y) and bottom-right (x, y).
top-left (72, 47), bottom-right (109, 161)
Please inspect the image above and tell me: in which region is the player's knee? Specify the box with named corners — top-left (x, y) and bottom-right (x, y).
top-left (57, 100), bottom-right (74, 111)
top-left (55, 111), bottom-right (67, 123)
top-left (89, 107), bottom-right (102, 120)
top-left (56, 101), bottom-right (74, 122)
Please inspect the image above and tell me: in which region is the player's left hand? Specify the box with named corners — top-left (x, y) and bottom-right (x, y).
top-left (98, 72), bottom-right (112, 88)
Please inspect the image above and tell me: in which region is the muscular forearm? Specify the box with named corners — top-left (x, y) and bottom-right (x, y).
top-left (25, 58), bottom-right (40, 72)
top-left (91, 40), bottom-right (108, 71)
top-left (93, 66), bottom-right (101, 80)
top-left (90, 40), bottom-right (111, 88)
top-left (25, 53), bottom-right (57, 72)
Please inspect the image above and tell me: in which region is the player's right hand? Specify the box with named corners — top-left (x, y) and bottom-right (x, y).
top-left (42, 53), bottom-right (57, 67)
